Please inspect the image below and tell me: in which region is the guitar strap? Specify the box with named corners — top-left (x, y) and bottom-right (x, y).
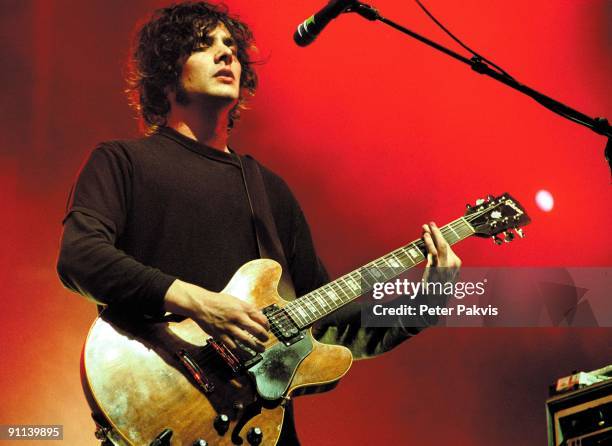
top-left (236, 154), bottom-right (297, 301)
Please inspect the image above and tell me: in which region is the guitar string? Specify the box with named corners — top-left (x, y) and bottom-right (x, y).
top-left (281, 217), bottom-right (473, 324)
top-left (187, 201), bottom-right (519, 363)
top-left (189, 323), bottom-right (288, 364)
top-left (282, 229), bottom-right (464, 324)
top-left (278, 203), bottom-right (520, 326)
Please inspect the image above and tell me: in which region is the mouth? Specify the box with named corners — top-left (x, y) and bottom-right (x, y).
top-left (214, 69), bottom-right (234, 80)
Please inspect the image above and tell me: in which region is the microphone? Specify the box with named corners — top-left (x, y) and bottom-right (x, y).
top-left (293, 0), bottom-right (356, 47)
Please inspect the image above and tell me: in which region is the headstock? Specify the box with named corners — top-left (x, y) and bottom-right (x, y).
top-left (464, 193), bottom-right (531, 244)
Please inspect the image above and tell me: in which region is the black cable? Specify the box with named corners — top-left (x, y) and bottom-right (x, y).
top-left (412, 2), bottom-right (596, 127)
top-left (414, 0), bottom-right (515, 80)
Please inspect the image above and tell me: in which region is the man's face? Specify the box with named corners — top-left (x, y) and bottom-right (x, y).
top-left (177, 23), bottom-right (242, 105)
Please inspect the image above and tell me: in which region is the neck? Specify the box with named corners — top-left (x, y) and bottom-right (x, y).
top-left (168, 102), bottom-right (232, 152)
top-left (284, 217), bottom-right (475, 329)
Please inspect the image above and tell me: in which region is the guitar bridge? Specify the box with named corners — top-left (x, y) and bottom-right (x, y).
top-left (263, 304), bottom-right (304, 346)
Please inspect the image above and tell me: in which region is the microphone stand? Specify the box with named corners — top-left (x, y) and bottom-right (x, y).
top-left (346, 2), bottom-right (612, 176)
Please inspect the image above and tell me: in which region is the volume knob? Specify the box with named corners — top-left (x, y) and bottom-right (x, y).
top-left (247, 427), bottom-right (263, 445)
top-left (192, 440), bottom-right (208, 446)
top-left (213, 414), bottom-right (230, 435)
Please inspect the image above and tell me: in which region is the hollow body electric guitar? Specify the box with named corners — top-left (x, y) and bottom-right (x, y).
top-left (82, 193), bottom-right (530, 446)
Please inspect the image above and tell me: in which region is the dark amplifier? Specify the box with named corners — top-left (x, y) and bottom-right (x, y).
top-left (547, 366), bottom-right (611, 446)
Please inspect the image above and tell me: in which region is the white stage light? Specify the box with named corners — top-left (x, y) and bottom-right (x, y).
top-left (535, 190), bottom-right (554, 212)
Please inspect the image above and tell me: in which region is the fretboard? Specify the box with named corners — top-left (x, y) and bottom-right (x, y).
top-left (283, 217), bottom-right (475, 329)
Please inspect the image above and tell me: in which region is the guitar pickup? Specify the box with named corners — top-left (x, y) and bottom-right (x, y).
top-left (263, 304), bottom-right (304, 346)
top-left (176, 349), bottom-right (215, 394)
top-left (207, 338), bottom-right (242, 374)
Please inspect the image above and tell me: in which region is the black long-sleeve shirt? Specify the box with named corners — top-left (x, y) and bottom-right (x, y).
top-left (57, 127), bottom-right (418, 357)
top-left (57, 127), bottom-right (328, 311)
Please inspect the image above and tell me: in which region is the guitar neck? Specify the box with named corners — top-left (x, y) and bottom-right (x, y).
top-left (284, 217), bottom-right (475, 329)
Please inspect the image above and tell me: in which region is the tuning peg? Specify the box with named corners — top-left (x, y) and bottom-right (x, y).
top-left (476, 198), bottom-right (485, 206)
top-left (487, 194), bottom-right (495, 202)
top-left (515, 228), bottom-right (524, 238)
top-left (504, 231), bottom-right (515, 242)
top-left (466, 203), bottom-right (472, 210)
top-left (492, 236), bottom-right (503, 245)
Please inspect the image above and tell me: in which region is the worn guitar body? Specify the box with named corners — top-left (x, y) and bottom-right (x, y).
top-left (82, 259), bottom-right (353, 446)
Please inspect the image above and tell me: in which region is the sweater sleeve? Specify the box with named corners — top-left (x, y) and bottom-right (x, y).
top-left (56, 143), bottom-right (176, 316)
top-left (289, 206), bottom-right (423, 360)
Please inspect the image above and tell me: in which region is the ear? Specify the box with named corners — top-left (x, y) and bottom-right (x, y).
top-left (166, 55), bottom-right (188, 104)
top-left (165, 85), bottom-right (176, 103)
top-left (164, 79), bottom-right (182, 106)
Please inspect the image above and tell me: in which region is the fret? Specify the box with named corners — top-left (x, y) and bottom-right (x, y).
top-left (329, 285), bottom-right (346, 311)
top-left (395, 249), bottom-right (415, 268)
top-left (332, 278), bottom-right (355, 301)
top-left (288, 306), bottom-right (305, 326)
top-left (359, 267), bottom-right (376, 287)
top-left (343, 275), bottom-right (361, 293)
top-left (311, 288), bottom-right (337, 309)
top-left (459, 217), bottom-right (475, 239)
top-left (383, 263), bottom-right (397, 279)
top-left (406, 245), bottom-right (421, 260)
top-left (304, 296), bottom-right (321, 317)
top-left (314, 294), bottom-right (327, 316)
top-left (327, 291), bottom-right (340, 310)
top-left (322, 289), bottom-right (340, 311)
top-left (384, 254), bottom-right (402, 269)
top-left (295, 302), bottom-right (312, 324)
top-left (368, 264), bottom-right (385, 282)
top-left (323, 286), bottom-right (339, 303)
top-left (296, 306), bottom-right (309, 322)
top-left (392, 251), bottom-right (408, 268)
top-left (446, 223), bottom-right (460, 242)
top-left (338, 277), bottom-right (359, 299)
top-left (380, 261), bottom-right (396, 279)
top-left (313, 290), bottom-right (329, 310)
top-left (327, 280), bottom-right (344, 302)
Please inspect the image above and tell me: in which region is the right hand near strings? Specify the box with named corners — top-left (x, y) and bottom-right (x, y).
top-left (164, 279), bottom-right (269, 353)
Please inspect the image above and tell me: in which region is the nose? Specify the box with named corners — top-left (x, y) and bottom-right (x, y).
top-left (214, 43), bottom-right (234, 65)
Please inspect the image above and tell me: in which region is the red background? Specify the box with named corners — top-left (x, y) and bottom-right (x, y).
top-left (1, 1), bottom-right (611, 445)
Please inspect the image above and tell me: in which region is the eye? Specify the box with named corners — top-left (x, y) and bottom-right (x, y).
top-left (223, 38), bottom-right (237, 52)
top-left (194, 36), bottom-right (213, 51)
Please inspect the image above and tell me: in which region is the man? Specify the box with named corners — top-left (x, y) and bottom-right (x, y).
top-left (57, 2), bottom-right (460, 444)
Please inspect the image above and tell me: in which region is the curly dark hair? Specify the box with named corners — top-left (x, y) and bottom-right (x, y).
top-left (126, 1), bottom-right (258, 133)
